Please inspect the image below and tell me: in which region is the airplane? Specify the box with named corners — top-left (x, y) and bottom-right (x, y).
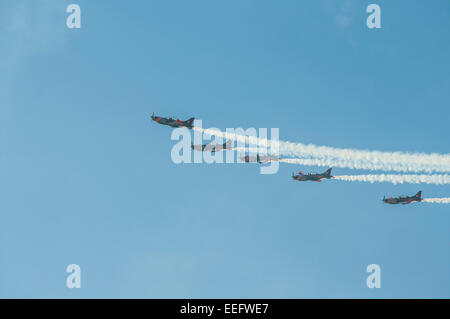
top-left (292, 168), bottom-right (333, 182)
top-left (382, 191), bottom-right (422, 205)
top-left (151, 113), bottom-right (195, 129)
top-left (191, 140), bottom-right (233, 152)
top-left (242, 154), bottom-right (279, 163)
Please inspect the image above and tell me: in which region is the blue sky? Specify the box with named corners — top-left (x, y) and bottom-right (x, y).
top-left (0, 0), bottom-right (449, 298)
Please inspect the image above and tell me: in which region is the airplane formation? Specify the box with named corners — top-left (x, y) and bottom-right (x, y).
top-left (151, 113), bottom-right (427, 205)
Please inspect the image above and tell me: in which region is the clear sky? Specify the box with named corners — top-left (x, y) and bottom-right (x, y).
top-left (0, 0), bottom-right (449, 298)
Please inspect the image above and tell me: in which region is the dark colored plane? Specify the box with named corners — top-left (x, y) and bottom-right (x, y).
top-left (242, 154), bottom-right (279, 163)
top-left (151, 113), bottom-right (195, 129)
top-left (382, 191), bottom-right (422, 205)
top-left (191, 140), bottom-right (233, 152)
top-left (292, 168), bottom-right (333, 182)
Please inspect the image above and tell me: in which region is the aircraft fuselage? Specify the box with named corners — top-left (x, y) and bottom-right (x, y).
top-left (292, 168), bottom-right (333, 182)
top-left (151, 114), bottom-right (194, 129)
top-left (382, 191), bottom-right (422, 205)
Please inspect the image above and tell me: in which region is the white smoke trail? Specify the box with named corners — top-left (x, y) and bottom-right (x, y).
top-left (279, 157), bottom-right (362, 170)
top-left (194, 127), bottom-right (450, 173)
top-left (422, 198), bottom-right (450, 204)
top-left (233, 151), bottom-right (450, 185)
top-left (333, 174), bottom-right (450, 185)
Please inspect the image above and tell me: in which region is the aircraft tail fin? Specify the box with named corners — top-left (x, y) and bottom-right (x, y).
top-left (416, 191), bottom-right (422, 198)
top-left (324, 168), bottom-right (332, 177)
top-left (186, 117), bottom-right (195, 125)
